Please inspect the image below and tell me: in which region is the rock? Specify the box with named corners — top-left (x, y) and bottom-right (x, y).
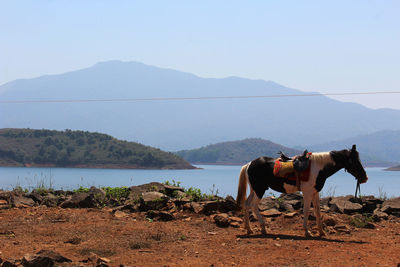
top-left (202, 201), bottom-right (220, 215)
top-left (113, 203), bottom-right (138, 213)
top-left (322, 215), bottom-right (337, 226)
top-left (146, 210), bottom-right (175, 221)
top-left (0, 199), bottom-right (9, 209)
top-left (218, 196), bottom-right (237, 212)
top-left (214, 213), bottom-right (230, 227)
top-left (128, 182), bottom-right (166, 201)
top-left (182, 202), bottom-right (192, 211)
top-left (284, 212), bottom-right (298, 218)
top-left (381, 198), bottom-right (400, 215)
top-left (259, 197), bottom-right (278, 211)
top-left (260, 209), bottom-right (282, 217)
top-left (192, 198), bottom-right (237, 215)
top-left (163, 184), bottom-right (185, 197)
top-left (320, 197), bottom-right (331, 208)
top-left (11, 194), bottom-right (35, 208)
top-left (2, 261), bottom-right (17, 267)
top-left (229, 216), bottom-right (243, 223)
top-left (60, 192), bottom-right (97, 208)
top-left (41, 193), bottom-right (59, 207)
top-left (278, 202), bottom-right (294, 212)
top-left (22, 249), bottom-right (72, 267)
top-left (361, 195), bottom-right (382, 213)
top-left (174, 190), bottom-right (188, 199)
top-left (279, 193), bottom-right (303, 210)
top-left (87, 252), bottom-right (110, 267)
top-left (190, 202), bottom-right (204, 214)
top-left (373, 208), bottom-right (389, 221)
top-left (114, 210), bottom-right (128, 218)
top-left (28, 191), bottom-right (44, 203)
top-left (334, 224), bottom-right (351, 234)
top-left (230, 222), bottom-right (241, 228)
top-left (330, 198), bottom-right (362, 214)
top-left (64, 237), bottom-right (82, 245)
top-left (0, 190), bottom-right (12, 201)
top-left (139, 192), bottom-right (168, 211)
top-left (88, 186), bottom-right (106, 202)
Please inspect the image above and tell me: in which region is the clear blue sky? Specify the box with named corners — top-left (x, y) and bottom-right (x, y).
top-left (1, 0), bottom-right (399, 109)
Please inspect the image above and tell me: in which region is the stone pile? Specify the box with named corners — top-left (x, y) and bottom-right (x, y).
top-left (0, 250), bottom-right (111, 267)
top-left (0, 184), bottom-right (399, 228)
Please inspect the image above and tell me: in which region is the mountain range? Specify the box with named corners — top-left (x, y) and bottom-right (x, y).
top-left (1, 60), bottom-right (400, 153)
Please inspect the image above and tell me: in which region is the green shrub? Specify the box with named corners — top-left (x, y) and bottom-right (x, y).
top-left (349, 214), bottom-right (374, 228)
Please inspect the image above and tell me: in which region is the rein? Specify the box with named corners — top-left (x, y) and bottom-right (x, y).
top-left (354, 178), bottom-right (361, 201)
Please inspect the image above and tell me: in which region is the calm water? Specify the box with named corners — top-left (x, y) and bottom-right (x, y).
top-left (0, 165), bottom-right (399, 198)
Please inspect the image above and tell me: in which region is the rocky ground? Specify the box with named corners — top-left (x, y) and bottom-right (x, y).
top-left (0, 183), bottom-right (400, 266)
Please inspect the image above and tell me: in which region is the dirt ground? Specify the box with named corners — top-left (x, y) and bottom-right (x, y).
top-left (0, 207), bottom-right (399, 266)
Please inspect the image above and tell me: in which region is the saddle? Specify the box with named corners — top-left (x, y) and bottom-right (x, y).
top-left (273, 150), bottom-right (312, 189)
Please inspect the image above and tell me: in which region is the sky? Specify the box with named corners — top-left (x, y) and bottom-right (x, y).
top-left (1, 0), bottom-right (399, 109)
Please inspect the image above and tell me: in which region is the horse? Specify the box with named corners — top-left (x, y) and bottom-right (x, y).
top-left (236, 144), bottom-right (368, 237)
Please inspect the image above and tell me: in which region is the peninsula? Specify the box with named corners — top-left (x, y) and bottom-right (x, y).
top-left (0, 128), bottom-right (194, 169)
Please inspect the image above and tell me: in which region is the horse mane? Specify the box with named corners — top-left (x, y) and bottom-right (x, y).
top-left (309, 152), bottom-right (335, 167)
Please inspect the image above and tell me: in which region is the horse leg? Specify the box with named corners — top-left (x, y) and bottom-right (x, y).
top-left (302, 190), bottom-right (313, 237)
top-left (243, 191), bottom-right (255, 234)
top-left (249, 194), bottom-right (266, 235)
top-left (312, 191), bottom-right (326, 236)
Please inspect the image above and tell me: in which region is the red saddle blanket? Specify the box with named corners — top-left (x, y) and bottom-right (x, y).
top-left (273, 159), bottom-right (311, 182)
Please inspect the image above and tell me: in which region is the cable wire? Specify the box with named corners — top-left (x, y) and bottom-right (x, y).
top-left (1, 91), bottom-right (400, 104)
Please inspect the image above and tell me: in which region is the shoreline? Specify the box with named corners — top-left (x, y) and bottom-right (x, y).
top-left (0, 163), bottom-right (199, 170)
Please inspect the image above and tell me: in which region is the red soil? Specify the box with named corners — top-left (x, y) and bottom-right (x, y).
top-left (0, 207), bottom-right (399, 266)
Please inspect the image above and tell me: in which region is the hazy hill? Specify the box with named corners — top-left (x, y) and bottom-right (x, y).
top-left (175, 138), bottom-right (302, 164)
top-left (307, 130), bottom-right (400, 166)
top-left (1, 60), bottom-right (400, 150)
top-left (385, 165), bottom-right (400, 171)
top-left (0, 128), bottom-right (194, 169)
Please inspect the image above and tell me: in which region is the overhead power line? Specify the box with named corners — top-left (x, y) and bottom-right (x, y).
top-left (1, 91), bottom-right (400, 104)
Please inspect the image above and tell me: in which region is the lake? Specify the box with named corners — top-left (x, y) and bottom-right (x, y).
top-left (0, 165), bottom-right (399, 198)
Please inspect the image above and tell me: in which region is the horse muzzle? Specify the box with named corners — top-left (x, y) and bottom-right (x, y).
top-left (360, 175), bottom-right (368, 184)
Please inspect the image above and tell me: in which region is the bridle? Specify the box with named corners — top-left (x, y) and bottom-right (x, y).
top-left (344, 164), bottom-right (362, 201)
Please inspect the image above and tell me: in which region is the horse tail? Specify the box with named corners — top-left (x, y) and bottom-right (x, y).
top-left (236, 163), bottom-right (249, 210)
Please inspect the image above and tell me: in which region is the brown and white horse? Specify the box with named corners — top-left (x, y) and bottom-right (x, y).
top-left (236, 145), bottom-right (368, 237)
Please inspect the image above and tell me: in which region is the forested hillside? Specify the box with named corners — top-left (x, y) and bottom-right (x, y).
top-left (0, 128), bottom-right (194, 169)
top-left (175, 138), bottom-right (301, 164)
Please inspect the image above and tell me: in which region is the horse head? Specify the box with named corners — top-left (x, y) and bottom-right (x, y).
top-left (344, 144), bottom-right (368, 184)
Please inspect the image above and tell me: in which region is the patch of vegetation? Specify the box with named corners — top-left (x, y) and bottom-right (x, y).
top-left (102, 186), bottom-right (130, 202)
top-left (0, 128), bottom-right (193, 169)
top-left (349, 214), bottom-right (374, 228)
top-left (163, 180), bottom-right (219, 201)
top-left (377, 186), bottom-right (388, 201)
top-left (163, 180), bottom-right (181, 187)
top-left (74, 186), bottom-right (89, 193)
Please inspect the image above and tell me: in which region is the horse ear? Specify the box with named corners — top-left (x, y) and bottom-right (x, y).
top-left (352, 144), bottom-right (356, 151)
